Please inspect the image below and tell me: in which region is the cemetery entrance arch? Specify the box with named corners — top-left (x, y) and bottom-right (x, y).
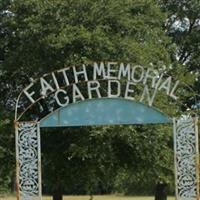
top-left (14, 62), bottom-right (199, 200)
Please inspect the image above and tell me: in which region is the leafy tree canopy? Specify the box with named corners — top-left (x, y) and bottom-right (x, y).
top-left (0, 0), bottom-right (198, 197)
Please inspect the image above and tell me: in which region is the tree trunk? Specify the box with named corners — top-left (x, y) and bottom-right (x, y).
top-left (53, 192), bottom-right (63, 200)
top-left (11, 174), bottom-right (16, 193)
top-left (89, 194), bottom-right (93, 200)
top-left (52, 178), bottom-right (63, 200)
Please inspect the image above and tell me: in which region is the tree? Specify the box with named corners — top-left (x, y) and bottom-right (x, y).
top-left (0, 115), bottom-right (15, 194)
top-left (0, 0), bottom-right (185, 199)
top-left (158, 0), bottom-right (200, 109)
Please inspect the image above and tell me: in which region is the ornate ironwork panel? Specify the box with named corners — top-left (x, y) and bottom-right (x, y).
top-left (15, 122), bottom-right (41, 200)
top-left (174, 115), bottom-right (199, 200)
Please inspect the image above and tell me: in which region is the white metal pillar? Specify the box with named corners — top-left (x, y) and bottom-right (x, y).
top-left (15, 121), bottom-right (42, 200)
top-left (173, 115), bottom-right (199, 200)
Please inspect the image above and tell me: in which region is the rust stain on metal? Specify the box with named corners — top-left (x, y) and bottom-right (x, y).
top-left (196, 154), bottom-right (200, 200)
top-left (14, 120), bottom-right (19, 128)
top-left (16, 182), bottom-right (19, 200)
top-left (196, 118), bottom-right (200, 200)
top-left (15, 122), bottom-right (20, 200)
top-left (16, 161), bottom-right (20, 200)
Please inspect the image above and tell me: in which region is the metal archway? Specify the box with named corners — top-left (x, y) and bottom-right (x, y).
top-left (14, 62), bottom-right (200, 200)
top-left (15, 99), bottom-right (199, 200)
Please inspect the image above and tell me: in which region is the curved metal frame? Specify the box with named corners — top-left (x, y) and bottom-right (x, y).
top-left (15, 77), bottom-right (171, 121)
top-left (15, 63), bottom-right (200, 121)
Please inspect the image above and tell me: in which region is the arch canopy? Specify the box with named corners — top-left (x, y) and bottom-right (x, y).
top-left (40, 98), bottom-right (171, 127)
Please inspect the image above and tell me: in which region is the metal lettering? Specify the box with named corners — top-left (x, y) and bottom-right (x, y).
top-left (170, 80), bottom-right (179, 100)
top-left (87, 80), bottom-right (101, 99)
top-left (54, 89), bottom-right (69, 107)
top-left (124, 81), bottom-right (135, 100)
top-left (72, 84), bottom-right (85, 102)
top-left (118, 63), bottom-right (131, 80)
top-left (57, 68), bottom-right (70, 86)
top-left (131, 65), bottom-right (144, 83)
top-left (107, 62), bottom-right (118, 79)
top-left (93, 62), bottom-right (106, 80)
top-left (158, 76), bottom-right (172, 95)
top-left (73, 64), bottom-right (88, 83)
top-left (40, 77), bottom-right (54, 96)
top-left (108, 80), bottom-right (121, 98)
top-left (23, 83), bottom-right (36, 103)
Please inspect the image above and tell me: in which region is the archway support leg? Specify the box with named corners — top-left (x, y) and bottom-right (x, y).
top-left (15, 121), bottom-right (42, 200)
top-left (173, 116), bottom-right (199, 200)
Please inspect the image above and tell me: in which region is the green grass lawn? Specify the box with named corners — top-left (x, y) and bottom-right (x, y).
top-left (0, 195), bottom-right (175, 200)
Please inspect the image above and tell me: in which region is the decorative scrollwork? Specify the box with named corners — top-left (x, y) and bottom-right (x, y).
top-left (174, 115), bottom-right (199, 200)
top-left (16, 122), bottom-right (41, 200)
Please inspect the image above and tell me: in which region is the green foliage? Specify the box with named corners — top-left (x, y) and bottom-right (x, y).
top-left (0, 118), bottom-right (15, 193)
top-left (159, 0), bottom-right (200, 97)
top-left (40, 124), bottom-right (174, 195)
top-left (112, 124), bottom-right (174, 195)
top-left (1, 0), bottom-right (171, 76)
top-left (1, 0), bottom-right (197, 196)
top-left (137, 1), bottom-right (200, 115)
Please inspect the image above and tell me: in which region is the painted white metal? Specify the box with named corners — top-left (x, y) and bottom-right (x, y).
top-left (173, 115), bottom-right (199, 200)
top-left (15, 122), bottom-right (42, 200)
top-left (15, 62), bottom-right (181, 121)
top-left (37, 123), bottom-right (42, 199)
top-left (14, 107), bottom-right (199, 200)
top-left (15, 122), bottom-right (20, 200)
top-left (173, 117), bottom-right (178, 200)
